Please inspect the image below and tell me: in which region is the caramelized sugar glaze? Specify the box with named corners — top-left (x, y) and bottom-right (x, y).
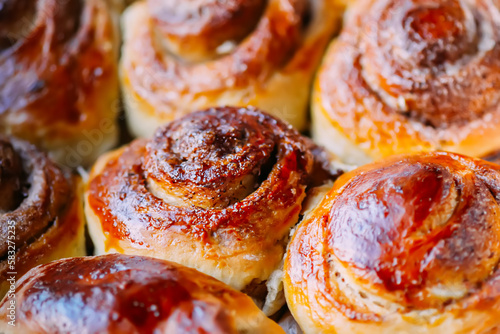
top-left (285, 152), bottom-right (500, 333)
top-left (120, 0), bottom-right (343, 135)
top-left (0, 136), bottom-right (85, 298)
top-left (0, 254), bottom-right (284, 333)
top-left (313, 0), bottom-right (500, 163)
top-left (0, 0), bottom-right (119, 165)
top-left (86, 107), bottom-right (339, 303)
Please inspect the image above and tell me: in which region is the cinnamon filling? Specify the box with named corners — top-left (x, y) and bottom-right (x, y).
top-left (0, 137), bottom-right (72, 260)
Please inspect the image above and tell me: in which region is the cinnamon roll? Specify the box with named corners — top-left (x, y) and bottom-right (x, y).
top-left (0, 254), bottom-right (284, 334)
top-left (85, 107), bottom-right (339, 315)
top-left (284, 152), bottom-right (500, 333)
top-left (120, 0), bottom-right (344, 137)
top-left (312, 0), bottom-right (500, 165)
top-left (0, 136), bottom-right (86, 299)
top-left (0, 0), bottom-right (120, 167)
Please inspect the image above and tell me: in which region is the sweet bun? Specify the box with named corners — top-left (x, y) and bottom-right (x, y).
top-left (0, 254), bottom-right (284, 334)
top-left (312, 0), bottom-right (500, 164)
top-left (85, 106), bottom-right (339, 315)
top-left (0, 0), bottom-right (120, 167)
top-left (0, 136), bottom-right (85, 298)
top-left (120, 0), bottom-right (344, 137)
top-left (285, 151), bottom-right (500, 333)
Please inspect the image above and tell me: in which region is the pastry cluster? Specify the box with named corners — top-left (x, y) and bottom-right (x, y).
top-left (1, 0), bottom-right (500, 333)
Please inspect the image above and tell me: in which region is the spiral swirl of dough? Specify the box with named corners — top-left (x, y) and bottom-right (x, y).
top-left (0, 0), bottom-right (119, 166)
top-left (285, 152), bottom-right (500, 333)
top-left (313, 0), bottom-right (500, 164)
top-left (0, 136), bottom-right (85, 298)
top-left (120, 0), bottom-right (343, 136)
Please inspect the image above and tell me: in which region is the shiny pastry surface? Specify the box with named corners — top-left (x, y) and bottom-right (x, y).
top-left (285, 151), bottom-right (500, 334)
top-left (313, 0), bottom-right (500, 164)
top-left (0, 254), bottom-right (285, 334)
top-left (0, 136), bottom-right (85, 298)
top-left (85, 107), bottom-right (336, 310)
top-left (0, 0), bottom-right (119, 166)
top-left (120, 0), bottom-right (343, 136)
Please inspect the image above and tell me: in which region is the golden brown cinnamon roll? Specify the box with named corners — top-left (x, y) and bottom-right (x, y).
top-left (120, 0), bottom-right (343, 137)
top-left (85, 107), bottom-right (338, 315)
top-left (0, 254), bottom-right (284, 334)
top-left (284, 152), bottom-right (500, 334)
top-left (0, 0), bottom-right (120, 167)
top-left (0, 136), bottom-right (85, 299)
top-left (312, 0), bottom-right (500, 165)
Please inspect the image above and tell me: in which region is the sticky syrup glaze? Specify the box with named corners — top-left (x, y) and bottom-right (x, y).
top-left (87, 107), bottom-right (334, 261)
top-left (315, 0), bottom-right (500, 158)
top-left (120, 0), bottom-right (341, 133)
top-left (0, 0), bottom-right (117, 143)
top-left (5, 254), bottom-right (261, 333)
top-left (286, 152), bottom-right (500, 325)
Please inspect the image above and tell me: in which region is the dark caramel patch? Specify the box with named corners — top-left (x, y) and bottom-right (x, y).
top-left (10, 255), bottom-right (243, 333)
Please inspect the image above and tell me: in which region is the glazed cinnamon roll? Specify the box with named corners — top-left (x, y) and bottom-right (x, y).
top-left (312, 0), bottom-right (500, 165)
top-left (0, 254), bottom-right (284, 334)
top-left (85, 107), bottom-right (338, 315)
top-left (120, 0), bottom-right (344, 137)
top-left (0, 0), bottom-right (120, 167)
top-left (0, 136), bottom-right (86, 299)
top-left (284, 152), bottom-right (500, 334)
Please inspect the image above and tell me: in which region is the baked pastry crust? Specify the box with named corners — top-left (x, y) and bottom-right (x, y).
top-left (0, 136), bottom-right (86, 299)
top-left (0, 0), bottom-right (120, 167)
top-left (312, 0), bottom-right (500, 165)
top-left (120, 0), bottom-right (344, 136)
top-left (285, 151), bottom-right (500, 333)
top-left (84, 107), bottom-right (337, 315)
top-left (0, 254), bottom-right (285, 333)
